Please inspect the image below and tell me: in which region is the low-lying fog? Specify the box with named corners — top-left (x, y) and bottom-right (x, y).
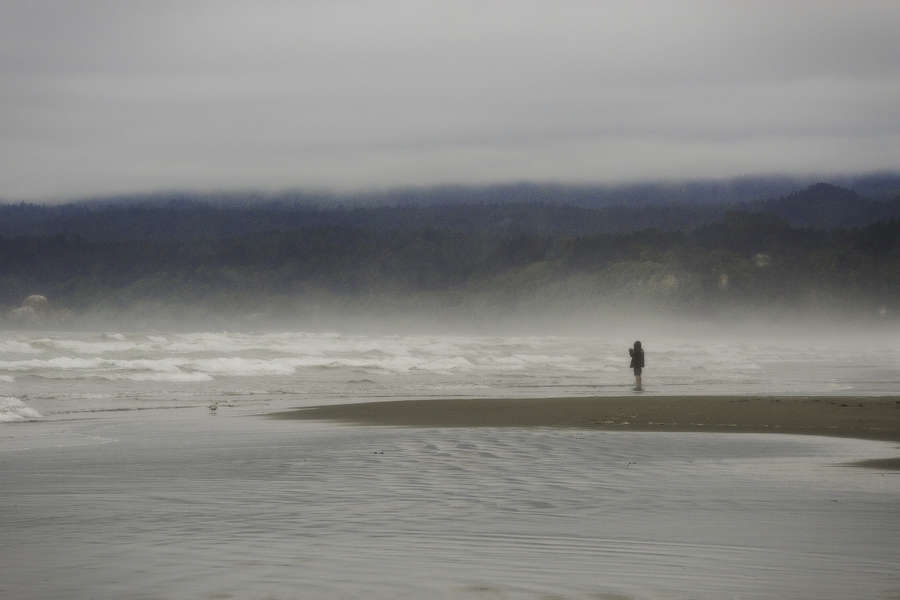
top-left (2, 307), bottom-right (898, 424)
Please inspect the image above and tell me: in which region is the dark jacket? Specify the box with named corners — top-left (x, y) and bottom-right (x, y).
top-left (629, 346), bottom-right (645, 369)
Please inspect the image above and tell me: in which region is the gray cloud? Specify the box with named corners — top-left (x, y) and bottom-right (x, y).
top-left (2, 0), bottom-right (899, 200)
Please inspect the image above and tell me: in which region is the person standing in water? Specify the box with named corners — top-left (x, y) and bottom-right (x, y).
top-left (628, 341), bottom-right (645, 391)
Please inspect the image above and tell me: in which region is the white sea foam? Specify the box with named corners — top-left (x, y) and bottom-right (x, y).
top-left (111, 372), bottom-right (214, 382)
top-left (0, 357), bottom-right (106, 371)
top-left (0, 396), bottom-right (42, 422)
top-left (0, 340), bottom-right (41, 354)
top-left (35, 337), bottom-right (140, 354)
top-left (187, 357), bottom-right (298, 376)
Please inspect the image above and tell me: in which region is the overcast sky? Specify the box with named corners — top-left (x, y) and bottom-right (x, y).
top-left (2, 1), bottom-right (899, 200)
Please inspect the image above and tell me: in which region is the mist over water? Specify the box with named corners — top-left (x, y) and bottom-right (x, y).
top-left (2, 321), bottom-right (899, 422)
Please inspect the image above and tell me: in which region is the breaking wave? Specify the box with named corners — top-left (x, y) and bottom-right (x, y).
top-left (0, 330), bottom-right (897, 397)
top-left (0, 396), bottom-right (42, 423)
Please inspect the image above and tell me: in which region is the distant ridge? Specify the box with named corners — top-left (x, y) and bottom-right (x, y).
top-left (5, 172), bottom-right (900, 209)
top-left (751, 183), bottom-right (900, 229)
top-left (2, 175), bottom-right (900, 242)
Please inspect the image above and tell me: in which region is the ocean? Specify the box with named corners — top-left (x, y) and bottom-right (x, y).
top-left (3, 329), bottom-right (899, 422)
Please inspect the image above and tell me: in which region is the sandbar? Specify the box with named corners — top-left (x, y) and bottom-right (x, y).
top-left (273, 396), bottom-right (900, 466)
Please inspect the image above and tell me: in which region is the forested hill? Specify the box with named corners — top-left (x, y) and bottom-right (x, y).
top-left (2, 211), bottom-right (898, 320)
top-left (2, 181), bottom-right (900, 242)
top-left (0, 201), bottom-right (726, 241)
top-left (749, 183), bottom-right (900, 228)
top-left (3, 177), bottom-right (900, 323)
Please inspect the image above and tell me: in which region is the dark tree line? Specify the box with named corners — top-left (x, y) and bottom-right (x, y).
top-left (1, 211), bottom-right (898, 316)
top-left (3, 182), bottom-right (899, 243)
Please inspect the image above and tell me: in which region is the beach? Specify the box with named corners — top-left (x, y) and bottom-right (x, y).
top-left (275, 394), bottom-right (900, 443)
top-left (4, 330), bottom-right (900, 598)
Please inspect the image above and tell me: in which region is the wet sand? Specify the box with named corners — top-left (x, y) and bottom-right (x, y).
top-left (8, 412), bottom-right (900, 599)
top-left (274, 395), bottom-right (900, 445)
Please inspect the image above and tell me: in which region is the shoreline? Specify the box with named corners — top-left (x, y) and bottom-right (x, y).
top-left (272, 395), bottom-right (900, 467)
